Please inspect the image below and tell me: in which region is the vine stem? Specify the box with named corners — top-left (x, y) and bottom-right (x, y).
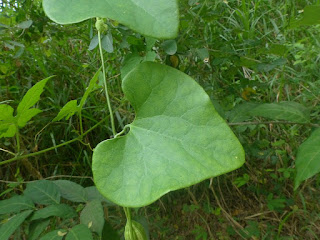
top-left (97, 21), bottom-right (116, 136)
top-left (0, 116), bottom-right (108, 166)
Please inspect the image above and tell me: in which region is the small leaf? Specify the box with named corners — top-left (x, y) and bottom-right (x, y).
top-left (42, 0), bottom-right (179, 39)
top-left (80, 200), bottom-right (104, 236)
top-left (16, 20), bottom-right (33, 29)
top-left (16, 77), bottom-right (52, 118)
top-left (28, 219), bottom-right (51, 240)
top-left (291, 5), bottom-right (320, 27)
top-left (30, 204), bottom-right (77, 221)
top-left (65, 224), bottom-right (93, 240)
top-left (248, 101), bottom-right (310, 123)
top-left (294, 128), bottom-right (320, 189)
top-left (16, 108), bottom-right (42, 127)
top-left (93, 62), bottom-right (245, 207)
top-left (52, 100), bottom-right (79, 122)
top-left (88, 35), bottom-right (99, 51)
top-left (0, 104), bottom-right (16, 138)
top-left (40, 229), bottom-right (67, 240)
top-left (54, 180), bottom-right (87, 202)
top-left (24, 180), bottom-right (60, 205)
top-left (162, 40), bottom-right (177, 55)
top-left (79, 70), bottom-right (102, 110)
top-left (0, 210), bottom-right (33, 240)
top-left (102, 33), bottom-right (113, 53)
top-left (0, 195), bottom-right (35, 214)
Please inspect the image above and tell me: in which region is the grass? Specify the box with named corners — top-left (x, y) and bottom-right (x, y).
top-left (1, 0), bottom-right (320, 239)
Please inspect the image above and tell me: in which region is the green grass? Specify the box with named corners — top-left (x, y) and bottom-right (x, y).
top-left (1, 0), bottom-right (320, 239)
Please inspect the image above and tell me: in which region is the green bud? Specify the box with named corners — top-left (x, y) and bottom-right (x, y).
top-left (95, 18), bottom-right (108, 32)
top-left (124, 220), bottom-right (147, 240)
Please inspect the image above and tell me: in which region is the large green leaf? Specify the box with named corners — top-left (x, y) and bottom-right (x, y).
top-left (42, 0), bottom-right (179, 39)
top-left (65, 224), bottom-right (93, 240)
top-left (294, 128), bottom-right (320, 189)
top-left (24, 180), bottom-right (61, 205)
top-left (92, 62), bottom-right (245, 207)
top-left (80, 200), bottom-right (104, 236)
top-left (40, 229), bottom-right (67, 240)
top-left (248, 101), bottom-right (309, 123)
top-left (29, 204), bottom-right (77, 221)
top-left (0, 195), bottom-right (35, 214)
top-left (54, 180), bottom-right (87, 203)
top-left (0, 210), bottom-right (33, 240)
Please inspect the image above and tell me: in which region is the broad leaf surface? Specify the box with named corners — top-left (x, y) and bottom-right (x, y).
top-left (92, 62), bottom-right (245, 207)
top-left (291, 5), bottom-right (320, 27)
top-left (65, 224), bottom-right (93, 240)
top-left (42, 0), bottom-right (179, 39)
top-left (28, 219), bottom-right (51, 240)
top-left (0, 210), bottom-right (33, 240)
top-left (16, 77), bottom-right (51, 116)
top-left (0, 104), bottom-right (16, 138)
top-left (294, 128), bottom-right (320, 189)
top-left (0, 195), bottom-right (34, 214)
top-left (248, 101), bottom-right (309, 123)
top-left (30, 204), bottom-right (77, 221)
top-left (54, 180), bottom-right (87, 202)
top-left (40, 229), bottom-right (67, 240)
top-left (24, 180), bottom-right (60, 205)
top-left (80, 200), bottom-right (104, 236)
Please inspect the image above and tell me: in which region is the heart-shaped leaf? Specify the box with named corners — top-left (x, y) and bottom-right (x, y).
top-left (42, 0), bottom-right (179, 39)
top-left (92, 62), bottom-right (244, 207)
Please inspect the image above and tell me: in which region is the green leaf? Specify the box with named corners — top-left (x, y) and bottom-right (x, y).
top-left (16, 20), bottom-right (33, 29)
top-left (85, 186), bottom-right (115, 205)
top-left (28, 219), bottom-right (51, 240)
top-left (17, 77), bottom-right (52, 116)
top-left (40, 229), bottom-right (67, 240)
top-left (291, 5), bottom-right (320, 27)
top-left (102, 33), bottom-right (114, 53)
top-left (0, 195), bottom-right (35, 214)
top-left (79, 70), bottom-right (102, 110)
top-left (15, 77), bottom-right (52, 127)
top-left (80, 200), bottom-right (104, 236)
top-left (24, 180), bottom-right (61, 205)
top-left (0, 104), bottom-right (14, 121)
top-left (30, 204), bottom-right (77, 221)
top-left (162, 40), bottom-right (177, 55)
top-left (0, 104), bottom-right (16, 138)
top-left (54, 180), bottom-right (87, 203)
top-left (16, 108), bottom-right (42, 127)
top-left (92, 62), bottom-right (245, 207)
top-left (121, 53), bottom-right (144, 79)
top-left (102, 221), bottom-right (120, 240)
top-left (227, 102), bottom-right (258, 123)
top-left (248, 101), bottom-right (310, 123)
top-left (294, 128), bottom-right (320, 189)
top-left (42, 0), bottom-right (179, 39)
top-left (65, 224), bottom-right (93, 240)
top-left (0, 210), bottom-right (33, 240)
top-left (88, 35), bottom-right (99, 51)
top-left (52, 100), bottom-right (79, 122)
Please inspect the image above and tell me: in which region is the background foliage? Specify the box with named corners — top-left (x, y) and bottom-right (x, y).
top-left (1, 0), bottom-right (320, 239)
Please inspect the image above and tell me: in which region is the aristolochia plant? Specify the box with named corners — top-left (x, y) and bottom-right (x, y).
top-left (42, 0), bottom-right (244, 239)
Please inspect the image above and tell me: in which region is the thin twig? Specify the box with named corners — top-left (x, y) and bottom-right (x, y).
top-left (0, 175), bottom-right (93, 184)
